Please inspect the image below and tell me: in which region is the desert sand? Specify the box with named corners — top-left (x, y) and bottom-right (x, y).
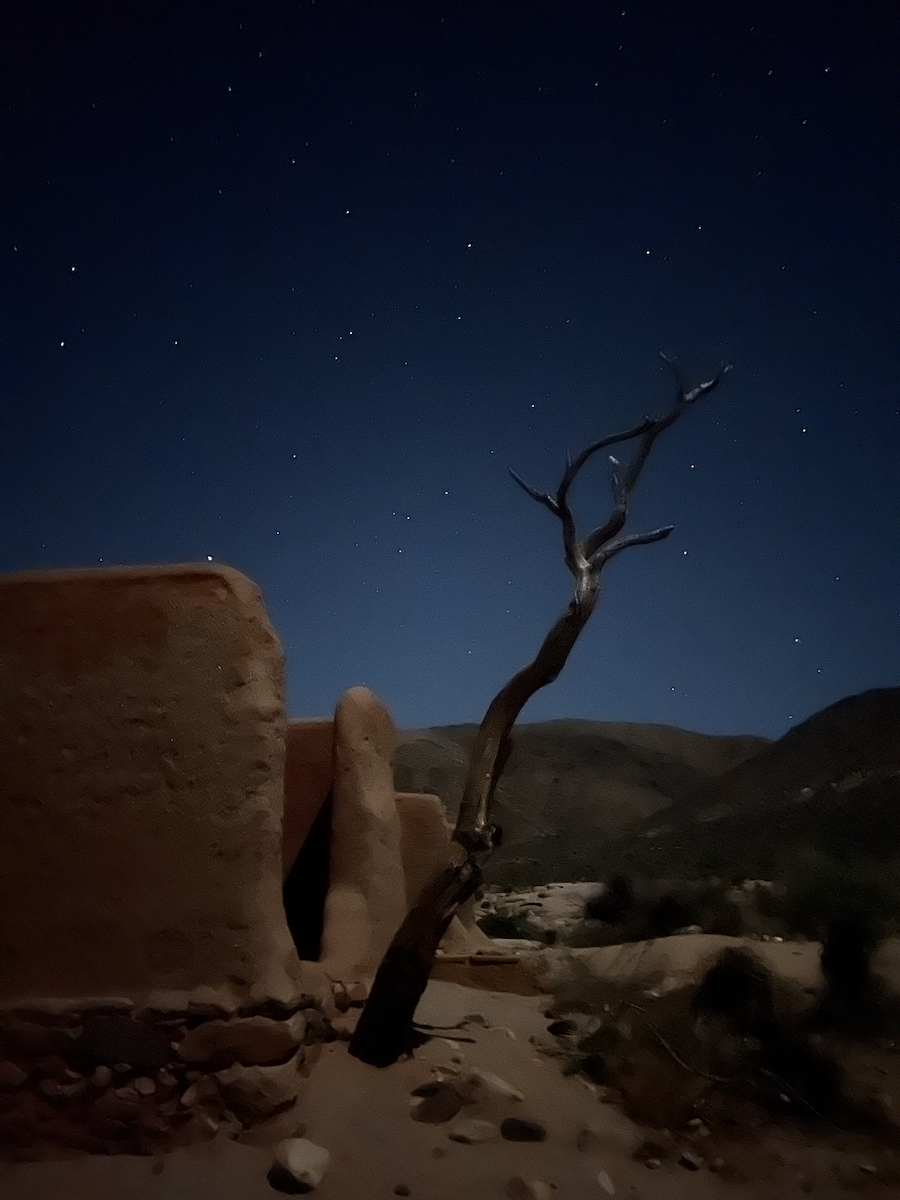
top-left (3, 933), bottom-right (900, 1200)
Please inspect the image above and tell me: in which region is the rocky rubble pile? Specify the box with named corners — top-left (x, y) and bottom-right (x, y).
top-left (0, 990), bottom-right (338, 1162)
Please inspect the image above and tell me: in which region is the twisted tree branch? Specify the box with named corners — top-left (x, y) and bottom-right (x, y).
top-left (349, 354), bottom-right (731, 1067)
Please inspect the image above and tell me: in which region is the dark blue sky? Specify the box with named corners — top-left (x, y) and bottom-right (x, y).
top-left (2, 2), bottom-right (898, 737)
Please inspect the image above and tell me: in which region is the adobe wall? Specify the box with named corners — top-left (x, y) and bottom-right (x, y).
top-left (283, 714), bottom-right (493, 981)
top-left (282, 718), bottom-right (334, 880)
top-left (0, 563), bottom-right (305, 1010)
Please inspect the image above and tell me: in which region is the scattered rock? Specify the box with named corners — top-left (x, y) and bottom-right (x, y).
top-left (632, 1139), bottom-right (669, 1163)
top-left (32, 1055), bottom-right (68, 1079)
top-left (500, 1117), bottom-right (546, 1142)
top-left (215, 1057), bottom-right (304, 1121)
top-left (268, 1137), bottom-right (330, 1193)
top-left (597, 1169), bottom-right (616, 1194)
top-left (237, 1097), bottom-right (304, 1147)
top-left (576, 1126), bottom-right (610, 1154)
top-left (38, 1077), bottom-right (86, 1101)
top-left (179, 1075), bottom-right (221, 1108)
top-left (457, 1067), bottom-right (524, 1103)
top-left (302, 1011), bottom-right (334, 1045)
top-left (329, 1015), bottom-right (359, 1040)
top-left (133, 1076), bottom-right (156, 1095)
top-left (678, 1150), bottom-right (702, 1170)
top-left (178, 1014), bottom-right (306, 1068)
top-left (0, 1061), bottom-right (28, 1089)
top-left (448, 1117), bottom-right (498, 1143)
top-left (410, 1082), bottom-right (464, 1123)
top-left (505, 1176), bottom-right (555, 1200)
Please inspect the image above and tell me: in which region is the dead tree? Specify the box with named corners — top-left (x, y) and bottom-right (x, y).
top-left (349, 353), bottom-right (731, 1067)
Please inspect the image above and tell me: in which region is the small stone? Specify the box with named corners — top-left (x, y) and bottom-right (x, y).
top-left (215, 1056), bottom-right (305, 1121)
top-left (597, 1170), bottom-right (616, 1195)
top-left (180, 1077), bottom-right (219, 1107)
top-left (133, 1076), bottom-right (156, 1095)
top-left (32, 1054), bottom-right (68, 1079)
top-left (193, 1111), bottom-right (219, 1136)
top-left (90, 1091), bottom-right (141, 1124)
top-left (500, 1117), bottom-right (546, 1143)
top-left (457, 1067), bottom-right (524, 1103)
top-left (410, 1082), bottom-right (464, 1124)
top-left (0, 1061), bottom-right (29, 1089)
top-left (632, 1139), bottom-right (668, 1163)
top-left (178, 1014), bottom-right (307, 1068)
top-left (113, 1062), bottom-right (132, 1074)
top-left (505, 1177), bottom-right (554, 1200)
top-left (448, 1117), bottom-right (498, 1143)
top-left (236, 1097), bottom-right (303, 1147)
top-left (678, 1150), bottom-right (702, 1170)
top-left (860, 1163), bottom-right (878, 1174)
top-left (39, 1078), bottom-right (84, 1100)
top-left (576, 1127), bottom-right (606, 1154)
top-left (329, 1015), bottom-right (358, 1040)
top-left (157, 1068), bottom-right (178, 1088)
top-left (269, 1137), bottom-right (330, 1193)
top-left (645, 1159), bottom-right (661, 1170)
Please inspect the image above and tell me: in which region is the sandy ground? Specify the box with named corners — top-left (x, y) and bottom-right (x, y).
top-left (3, 939), bottom-right (900, 1199)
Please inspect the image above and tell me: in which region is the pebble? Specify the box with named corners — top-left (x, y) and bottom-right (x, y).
top-left (410, 1082), bottom-right (464, 1124)
top-left (500, 1117), bottom-right (546, 1142)
top-left (448, 1117), bottom-right (498, 1144)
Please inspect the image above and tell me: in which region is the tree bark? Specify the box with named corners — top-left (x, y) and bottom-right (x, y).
top-left (349, 356), bottom-right (730, 1067)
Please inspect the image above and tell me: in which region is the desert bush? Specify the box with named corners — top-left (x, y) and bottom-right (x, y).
top-left (476, 909), bottom-right (552, 943)
top-left (775, 850), bottom-right (897, 940)
top-left (691, 946), bottom-right (777, 1034)
top-left (584, 873), bottom-right (635, 922)
top-left (578, 874), bottom-right (744, 943)
top-left (813, 773), bottom-right (900, 865)
top-left (547, 947), bottom-right (654, 1016)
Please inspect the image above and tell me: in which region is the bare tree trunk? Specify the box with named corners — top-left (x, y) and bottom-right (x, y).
top-left (349, 355), bottom-right (730, 1067)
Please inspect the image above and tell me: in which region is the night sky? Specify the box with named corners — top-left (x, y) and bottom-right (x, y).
top-left (2, 2), bottom-right (898, 738)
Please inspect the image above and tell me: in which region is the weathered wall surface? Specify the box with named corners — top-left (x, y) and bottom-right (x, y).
top-left (0, 563), bottom-right (304, 1008)
top-left (282, 718), bottom-right (334, 880)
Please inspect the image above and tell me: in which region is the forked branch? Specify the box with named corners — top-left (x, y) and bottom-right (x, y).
top-left (349, 353), bottom-right (731, 1067)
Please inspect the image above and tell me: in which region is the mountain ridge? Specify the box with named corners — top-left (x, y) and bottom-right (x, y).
top-left (395, 688), bottom-right (900, 886)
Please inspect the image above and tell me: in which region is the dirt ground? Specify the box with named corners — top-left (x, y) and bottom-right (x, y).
top-left (3, 936), bottom-right (900, 1199)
